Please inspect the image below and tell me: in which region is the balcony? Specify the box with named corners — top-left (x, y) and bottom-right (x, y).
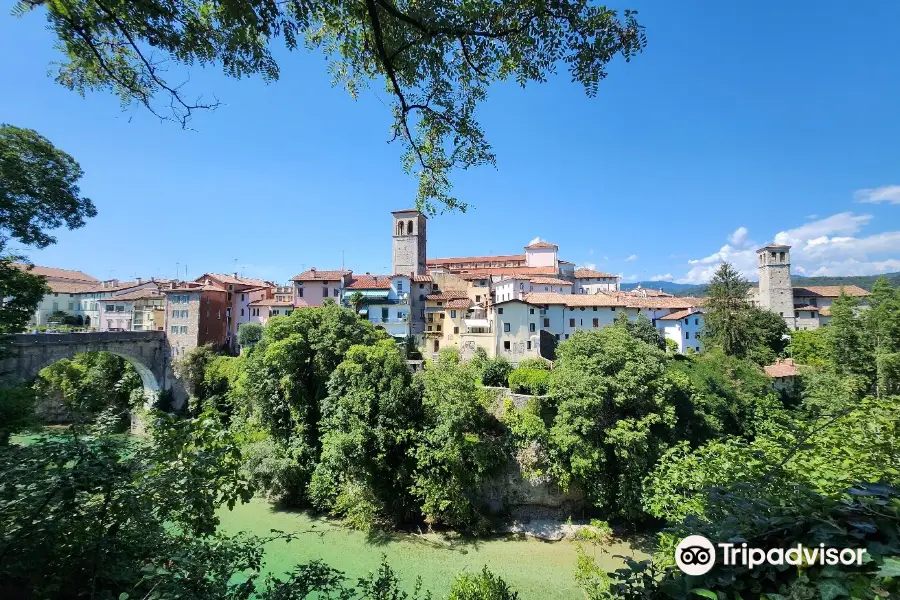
top-left (374, 317), bottom-right (409, 324)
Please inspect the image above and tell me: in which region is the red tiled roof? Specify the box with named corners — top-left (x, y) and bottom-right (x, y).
top-left (249, 298), bottom-right (294, 307)
top-left (793, 285), bottom-right (869, 298)
top-left (529, 277), bottom-right (573, 286)
top-left (292, 269), bottom-right (351, 282)
top-left (13, 263), bottom-right (98, 283)
top-left (200, 273), bottom-right (272, 288)
top-left (524, 292), bottom-right (705, 310)
top-left (162, 284), bottom-right (225, 293)
top-left (106, 289), bottom-right (166, 302)
top-left (526, 241), bottom-right (558, 249)
top-left (764, 359), bottom-right (798, 378)
top-left (453, 266), bottom-right (560, 276)
top-left (427, 254), bottom-right (526, 266)
top-left (447, 298), bottom-right (473, 309)
top-left (409, 273), bottom-right (432, 282)
top-left (757, 244), bottom-right (792, 252)
top-left (346, 275), bottom-right (393, 290)
top-left (574, 268), bottom-right (619, 279)
top-left (426, 291), bottom-right (469, 301)
top-left (657, 308), bottom-right (703, 321)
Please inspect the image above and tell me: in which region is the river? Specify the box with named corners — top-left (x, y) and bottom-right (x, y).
top-left (217, 498), bottom-right (646, 599)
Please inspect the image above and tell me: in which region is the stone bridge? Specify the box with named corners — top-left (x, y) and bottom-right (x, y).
top-left (0, 332), bottom-right (173, 401)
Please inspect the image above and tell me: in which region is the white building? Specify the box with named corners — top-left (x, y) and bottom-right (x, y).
top-left (656, 308), bottom-right (704, 353)
top-left (344, 274), bottom-right (412, 340)
top-left (492, 299), bottom-right (542, 362)
top-left (573, 268), bottom-right (620, 294)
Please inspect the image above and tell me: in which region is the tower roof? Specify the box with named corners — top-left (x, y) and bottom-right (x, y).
top-left (392, 209), bottom-right (426, 217)
top-left (756, 243), bottom-right (792, 253)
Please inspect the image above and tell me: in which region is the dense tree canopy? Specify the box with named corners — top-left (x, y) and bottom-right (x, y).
top-left (15, 0), bottom-right (645, 211)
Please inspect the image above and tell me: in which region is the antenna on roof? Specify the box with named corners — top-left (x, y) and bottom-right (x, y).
top-left (341, 250), bottom-right (345, 271)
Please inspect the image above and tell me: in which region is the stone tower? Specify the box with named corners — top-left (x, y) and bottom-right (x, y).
top-left (392, 209), bottom-right (427, 275)
top-left (757, 243), bottom-right (795, 330)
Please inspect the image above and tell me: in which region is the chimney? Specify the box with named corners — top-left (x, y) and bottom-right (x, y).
top-left (136, 277), bottom-right (142, 285)
top-left (233, 272), bottom-right (238, 278)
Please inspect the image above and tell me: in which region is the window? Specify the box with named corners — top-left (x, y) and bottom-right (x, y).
top-left (684, 318), bottom-right (689, 325)
top-left (569, 318), bottom-right (575, 327)
top-left (530, 323), bottom-right (536, 332)
top-left (241, 308), bottom-right (244, 316)
top-left (771, 252), bottom-right (776, 259)
top-left (454, 327), bottom-right (459, 334)
top-left (519, 283), bottom-right (524, 290)
top-left (448, 310), bottom-right (456, 319)
top-left (298, 287), bottom-right (304, 298)
top-left (107, 305), bottom-right (115, 312)
top-left (695, 318), bottom-right (699, 325)
top-left (419, 294), bottom-right (425, 301)
top-left (497, 307), bottom-right (504, 314)
top-left (241, 294), bottom-right (245, 301)
top-left (503, 323), bottom-right (510, 332)
top-left (382, 308), bottom-right (389, 321)
top-left (779, 252), bottom-right (785, 261)
top-left (529, 308), bottom-right (534, 314)
top-left (170, 325), bottom-right (177, 333)
top-left (543, 318), bottom-right (550, 328)
top-left (610, 307), bottom-right (616, 311)
top-left (565, 334), bottom-right (569, 339)
top-left (116, 305), bottom-right (124, 312)
top-left (504, 341), bottom-right (511, 350)
top-left (475, 295), bottom-right (481, 302)
top-left (323, 287), bottom-right (328, 297)
top-left (794, 311), bottom-right (799, 318)
top-left (180, 326), bottom-right (188, 334)
top-left (68, 302), bottom-right (74, 311)
top-left (527, 341), bottom-right (532, 350)
top-left (437, 301), bottom-right (443, 307)
top-left (685, 331), bottom-right (689, 339)
top-left (555, 334), bottom-right (560, 340)
top-left (592, 306), bottom-right (597, 311)
top-left (593, 318), bottom-right (599, 327)
top-left (419, 283), bottom-right (424, 289)
top-left (436, 324), bottom-right (442, 332)
top-left (333, 288), bottom-right (339, 297)
top-left (397, 281), bottom-right (404, 292)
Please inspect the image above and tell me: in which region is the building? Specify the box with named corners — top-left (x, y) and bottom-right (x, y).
top-left (235, 286), bottom-right (276, 335)
top-left (492, 276), bottom-right (573, 303)
top-left (574, 268), bottom-right (620, 294)
top-left (423, 290), bottom-right (472, 355)
top-left (392, 209), bottom-right (427, 276)
top-left (291, 268), bottom-right (352, 307)
top-left (195, 273), bottom-right (274, 350)
top-left (426, 240), bottom-right (578, 281)
top-left (247, 297), bottom-right (295, 326)
top-left (492, 299), bottom-right (542, 362)
top-left (656, 308), bottom-right (704, 353)
top-left (97, 288), bottom-right (166, 331)
top-left (749, 244), bottom-right (870, 330)
top-left (161, 282), bottom-right (228, 358)
top-left (755, 244), bottom-right (796, 330)
top-left (344, 274), bottom-right (413, 340)
top-left (764, 358), bottom-right (800, 394)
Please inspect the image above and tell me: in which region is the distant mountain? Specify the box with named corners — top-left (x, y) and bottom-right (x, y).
top-left (623, 272), bottom-right (900, 298)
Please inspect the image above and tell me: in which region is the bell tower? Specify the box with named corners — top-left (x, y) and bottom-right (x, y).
top-left (757, 243), bottom-right (795, 330)
top-left (392, 209), bottom-right (427, 275)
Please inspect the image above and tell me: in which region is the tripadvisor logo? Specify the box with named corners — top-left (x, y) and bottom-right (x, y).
top-left (675, 535), bottom-right (867, 575)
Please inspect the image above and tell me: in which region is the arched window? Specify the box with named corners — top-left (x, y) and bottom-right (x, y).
top-left (397, 221), bottom-right (404, 235)
top-left (407, 220), bottom-right (413, 235)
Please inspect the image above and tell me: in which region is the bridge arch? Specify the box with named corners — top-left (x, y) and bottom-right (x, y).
top-left (0, 332), bottom-right (170, 406)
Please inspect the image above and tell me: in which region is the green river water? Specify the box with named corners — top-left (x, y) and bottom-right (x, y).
top-left (217, 498), bottom-right (645, 599)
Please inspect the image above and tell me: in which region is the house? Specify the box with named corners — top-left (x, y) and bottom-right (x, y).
top-left (291, 268), bottom-right (352, 307)
top-left (573, 268), bottom-right (620, 294)
top-left (792, 285), bottom-right (869, 328)
top-left (656, 308), bottom-right (704, 353)
top-left (234, 286), bottom-right (276, 336)
top-left (492, 299), bottom-right (542, 362)
top-left (161, 282), bottom-right (229, 358)
top-left (492, 276), bottom-right (573, 303)
top-left (195, 273), bottom-right (274, 349)
top-left (247, 297), bottom-right (295, 326)
top-left (423, 290), bottom-right (470, 353)
top-left (98, 288), bottom-right (166, 331)
top-left (426, 240), bottom-right (577, 282)
top-left (764, 358), bottom-right (800, 393)
top-left (344, 274), bottom-right (412, 340)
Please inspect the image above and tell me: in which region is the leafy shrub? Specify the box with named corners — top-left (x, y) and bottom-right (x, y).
top-left (447, 566), bottom-right (518, 599)
top-left (516, 357), bottom-right (549, 371)
top-left (242, 437), bottom-right (312, 505)
top-left (507, 367), bottom-right (550, 395)
top-left (478, 356), bottom-right (513, 387)
top-left (238, 322), bottom-right (264, 347)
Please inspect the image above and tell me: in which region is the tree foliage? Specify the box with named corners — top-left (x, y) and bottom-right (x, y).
top-left (16, 0), bottom-right (645, 211)
top-left (0, 123), bottom-right (96, 250)
top-left (310, 340), bottom-right (423, 530)
top-left (614, 311), bottom-right (665, 350)
top-left (0, 258), bottom-right (48, 335)
top-left (35, 351), bottom-right (143, 419)
top-left (237, 322), bottom-right (263, 348)
top-left (413, 349), bottom-right (507, 532)
top-left (546, 327), bottom-right (681, 520)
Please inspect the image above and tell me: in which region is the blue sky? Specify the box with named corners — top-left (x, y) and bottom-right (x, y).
top-left (2, 1), bottom-right (898, 285)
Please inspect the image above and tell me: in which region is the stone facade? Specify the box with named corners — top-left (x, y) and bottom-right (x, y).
top-left (757, 244), bottom-right (796, 330)
top-left (391, 209), bottom-right (427, 276)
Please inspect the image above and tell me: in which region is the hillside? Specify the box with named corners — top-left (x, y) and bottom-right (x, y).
top-left (623, 272), bottom-right (900, 298)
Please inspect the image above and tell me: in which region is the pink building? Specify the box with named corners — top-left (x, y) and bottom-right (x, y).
top-left (290, 268), bottom-right (352, 307)
top-left (195, 273), bottom-right (274, 350)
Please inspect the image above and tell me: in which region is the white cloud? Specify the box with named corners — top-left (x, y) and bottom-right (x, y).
top-left (528, 236), bottom-right (543, 245)
top-left (773, 212), bottom-right (871, 246)
top-left (677, 212), bottom-right (900, 284)
top-left (621, 273), bottom-right (639, 283)
top-left (854, 185), bottom-right (900, 205)
top-left (650, 273), bottom-right (673, 281)
top-left (727, 226), bottom-right (750, 248)
top-left (624, 254), bottom-right (638, 262)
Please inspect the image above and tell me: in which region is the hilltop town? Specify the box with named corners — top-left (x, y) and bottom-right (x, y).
top-left (20, 209), bottom-right (869, 362)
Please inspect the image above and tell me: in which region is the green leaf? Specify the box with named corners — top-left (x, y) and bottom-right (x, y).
top-left (691, 589), bottom-right (719, 600)
top-left (119, 594), bottom-right (129, 600)
top-left (876, 557), bottom-right (900, 578)
top-left (818, 579), bottom-right (848, 600)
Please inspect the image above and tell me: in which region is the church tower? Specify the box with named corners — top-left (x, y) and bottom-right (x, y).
top-left (757, 243), bottom-right (795, 330)
top-left (392, 209), bottom-right (427, 275)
